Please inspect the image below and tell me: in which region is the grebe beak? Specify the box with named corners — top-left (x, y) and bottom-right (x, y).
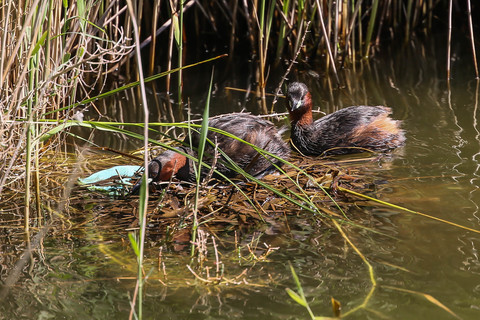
top-left (289, 98), bottom-right (303, 111)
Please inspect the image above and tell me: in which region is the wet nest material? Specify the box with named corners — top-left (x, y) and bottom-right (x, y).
top-left (66, 146), bottom-right (400, 245)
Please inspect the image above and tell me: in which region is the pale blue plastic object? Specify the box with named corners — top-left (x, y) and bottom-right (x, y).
top-left (78, 165), bottom-right (143, 185)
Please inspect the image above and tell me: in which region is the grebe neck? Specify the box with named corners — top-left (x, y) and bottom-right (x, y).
top-left (289, 92), bottom-right (314, 127)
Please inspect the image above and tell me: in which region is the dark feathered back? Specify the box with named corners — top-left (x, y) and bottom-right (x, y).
top-left (190, 113), bottom-right (290, 178)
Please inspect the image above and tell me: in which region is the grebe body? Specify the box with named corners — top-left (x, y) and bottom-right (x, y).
top-left (132, 113), bottom-right (290, 193)
top-left (286, 82), bottom-right (405, 155)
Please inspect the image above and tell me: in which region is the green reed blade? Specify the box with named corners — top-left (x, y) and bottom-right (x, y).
top-left (405, 0), bottom-right (413, 42)
top-left (337, 186), bottom-right (480, 234)
top-left (41, 54), bottom-right (227, 117)
top-left (286, 261), bottom-right (316, 319)
top-left (275, 0), bottom-right (290, 62)
top-left (195, 70), bottom-right (214, 185)
top-left (128, 232), bottom-right (140, 258)
top-left (190, 69), bottom-right (214, 257)
top-left (364, 0), bottom-right (379, 57)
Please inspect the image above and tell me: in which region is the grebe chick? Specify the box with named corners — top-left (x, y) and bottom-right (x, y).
top-left (131, 113), bottom-right (290, 193)
top-left (286, 82), bottom-right (405, 156)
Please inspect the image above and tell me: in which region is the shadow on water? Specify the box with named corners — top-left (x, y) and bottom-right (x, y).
top-left (3, 35), bottom-right (480, 319)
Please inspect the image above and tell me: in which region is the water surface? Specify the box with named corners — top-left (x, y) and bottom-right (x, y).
top-left (2, 37), bottom-right (480, 319)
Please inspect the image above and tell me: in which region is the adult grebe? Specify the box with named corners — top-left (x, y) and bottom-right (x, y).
top-left (286, 82), bottom-right (405, 156)
top-left (131, 113), bottom-right (290, 193)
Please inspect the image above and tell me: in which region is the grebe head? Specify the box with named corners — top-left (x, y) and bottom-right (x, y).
top-left (148, 148), bottom-right (188, 182)
top-left (286, 82), bottom-right (310, 111)
top-left (130, 148), bottom-right (189, 195)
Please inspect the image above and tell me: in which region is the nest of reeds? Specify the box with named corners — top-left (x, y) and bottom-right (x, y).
top-left (63, 143), bottom-right (401, 249)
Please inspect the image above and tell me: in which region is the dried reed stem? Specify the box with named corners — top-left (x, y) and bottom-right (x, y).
top-left (126, 0), bottom-right (150, 318)
top-left (446, 0), bottom-right (452, 81)
top-left (466, 0), bottom-right (479, 78)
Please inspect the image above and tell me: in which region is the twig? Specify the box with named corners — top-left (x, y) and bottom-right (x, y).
top-left (272, 21), bottom-right (311, 109)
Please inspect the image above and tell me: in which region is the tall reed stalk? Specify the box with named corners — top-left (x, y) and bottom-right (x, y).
top-left (190, 71), bottom-right (214, 257)
top-left (125, 0), bottom-right (150, 318)
top-left (466, 0), bottom-right (479, 78)
top-left (256, 0), bottom-right (276, 113)
top-left (0, 0), bottom-right (132, 229)
top-left (274, 0), bottom-right (290, 64)
top-left (174, 0), bottom-right (184, 109)
top-left (447, 0), bottom-right (452, 82)
top-left (316, 0), bottom-right (340, 84)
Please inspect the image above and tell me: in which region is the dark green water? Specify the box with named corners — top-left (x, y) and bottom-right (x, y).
top-left (2, 37), bottom-right (480, 319)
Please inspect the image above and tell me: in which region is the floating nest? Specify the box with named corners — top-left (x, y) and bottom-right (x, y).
top-left (65, 145), bottom-right (400, 248)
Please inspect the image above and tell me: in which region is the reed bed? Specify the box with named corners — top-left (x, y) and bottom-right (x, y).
top-left (1, 0), bottom-right (477, 220)
top-left (0, 140), bottom-right (392, 244)
top-left (1, 0), bottom-right (479, 318)
top-left (0, 0), bottom-right (133, 230)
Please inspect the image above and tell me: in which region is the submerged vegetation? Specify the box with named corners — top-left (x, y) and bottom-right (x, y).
top-left (1, 0), bottom-right (480, 318)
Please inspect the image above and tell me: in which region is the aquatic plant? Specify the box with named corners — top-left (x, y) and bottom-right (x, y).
top-left (2, 0), bottom-right (478, 215)
top-left (1, 1), bottom-right (480, 318)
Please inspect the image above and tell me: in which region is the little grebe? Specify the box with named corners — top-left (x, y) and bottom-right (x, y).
top-left (286, 82), bottom-right (405, 156)
top-left (132, 113), bottom-right (290, 192)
